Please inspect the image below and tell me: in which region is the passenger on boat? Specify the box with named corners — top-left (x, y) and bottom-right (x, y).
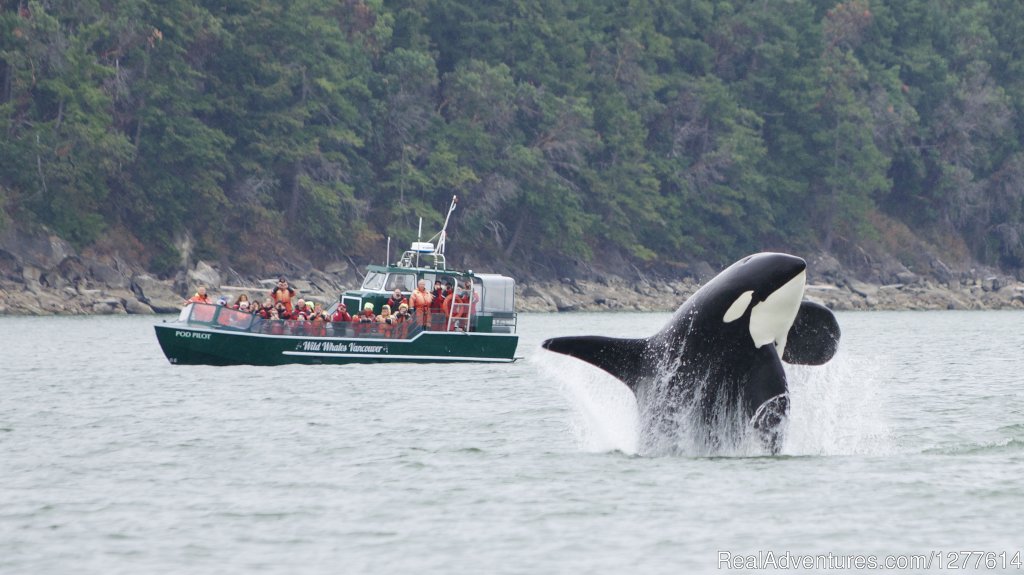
top-left (430, 280), bottom-right (447, 329)
top-left (430, 280), bottom-right (445, 308)
top-left (271, 277), bottom-right (297, 312)
top-left (410, 280), bottom-right (433, 326)
top-left (291, 299), bottom-right (310, 320)
top-left (447, 280), bottom-right (477, 331)
top-left (232, 294), bottom-right (250, 309)
top-left (309, 304), bottom-right (328, 336)
top-left (267, 307), bottom-right (284, 334)
top-left (356, 302), bottom-right (376, 323)
top-left (331, 303), bottom-right (352, 323)
top-left (377, 304), bottom-right (395, 325)
top-left (185, 286), bottom-right (211, 306)
top-left (387, 289), bottom-right (407, 311)
top-left (258, 298), bottom-right (275, 319)
top-left (275, 302), bottom-right (291, 320)
top-left (395, 303), bottom-right (412, 322)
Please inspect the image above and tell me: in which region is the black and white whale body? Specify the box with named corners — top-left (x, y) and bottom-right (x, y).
top-left (542, 253), bottom-right (840, 454)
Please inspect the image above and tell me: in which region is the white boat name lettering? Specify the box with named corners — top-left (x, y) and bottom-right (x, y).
top-left (175, 330), bottom-right (211, 340)
top-left (298, 341), bottom-right (388, 354)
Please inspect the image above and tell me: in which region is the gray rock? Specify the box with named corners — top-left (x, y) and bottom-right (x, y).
top-left (895, 271), bottom-right (919, 285)
top-left (124, 297), bottom-right (155, 315)
top-left (522, 285), bottom-right (545, 298)
top-left (21, 265), bottom-right (42, 293)
top-left (188, 260), bottom-right (221, 289)
top-left (692, 261), bottom-right (717, 282)
top-left (810, 254), bottom-right (843, 281)
top-left (0, 229), bottom-right (75, 270)
top-left (88, 260), bottom-right (128, 289)
top-left (552, 295), bottom-right (581, 312)
top-left (131, 273), bottom-right (183, 313)
top-left (324, 261), bottom-right (349, 275)
top-left (92, 302), bottom-right (118, 314)
top-left (847, 280), bottom-right (878, 298)
top-left (40, 271), bottom-right (69, 290)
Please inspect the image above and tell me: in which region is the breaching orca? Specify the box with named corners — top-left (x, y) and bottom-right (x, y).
top-left (541, 253), bottom-right (840, 454)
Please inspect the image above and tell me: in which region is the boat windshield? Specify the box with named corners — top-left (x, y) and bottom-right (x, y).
top-left (385, 273), bottom-right (415, 292)
top-left (362, 271), bottom-right (386, 291)
top-left (185, 303), bottom-right (254, 330)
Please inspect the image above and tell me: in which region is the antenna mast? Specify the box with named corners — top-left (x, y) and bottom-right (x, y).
top-left (434, 195), bottom-right (457, 258)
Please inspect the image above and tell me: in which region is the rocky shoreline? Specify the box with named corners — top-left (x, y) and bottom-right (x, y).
top-left (4, 260), bottom-right (1024, 317)
top-left (3, 230), bottom-right (1024, 316)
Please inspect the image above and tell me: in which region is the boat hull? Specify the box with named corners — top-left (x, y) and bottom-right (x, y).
top-left (154, 323), bottom-right (518, 366)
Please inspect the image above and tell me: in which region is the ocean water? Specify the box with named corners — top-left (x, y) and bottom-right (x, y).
top-left (2, 311), bottom-right (1023, 574)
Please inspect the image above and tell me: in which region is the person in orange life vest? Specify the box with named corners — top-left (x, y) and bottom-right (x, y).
top-left (356, 302), bottom-right (376, 323)
top-left (271, 277), bottom-right (296, 312)
top-left (185, 286), bottom-right (211, 306)
top-left (395, 303), bottom-right (412, 322)
top-left (331, 303), bottom-right (352, 323)
top-left (386, 288), bottom-right (407, 311)
top-left (409, 279), bottom-right (433, 326)
top-left (309, 303), bottom-right (328, 336)
top-left (377, 304), bottom-right (396, 325)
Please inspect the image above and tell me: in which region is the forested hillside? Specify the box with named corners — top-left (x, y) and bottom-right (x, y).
top-left (3, 0), bottom-right (1024, 278)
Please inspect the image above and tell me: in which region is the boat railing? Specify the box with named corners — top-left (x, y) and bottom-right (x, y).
top-left (250, 318), bottom-right (427, 339)
top-left (182, 303), bottom-right (512, 337)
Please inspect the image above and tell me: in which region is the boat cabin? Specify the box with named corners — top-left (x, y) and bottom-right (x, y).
top-left (339, 264), bottom-right (517, 334)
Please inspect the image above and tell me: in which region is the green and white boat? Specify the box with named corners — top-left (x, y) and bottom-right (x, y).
top-left (155, 197), bottom-right (519, 366)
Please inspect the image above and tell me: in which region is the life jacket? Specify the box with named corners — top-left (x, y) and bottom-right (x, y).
top-left (332, 310), bottom-right (352, 322)
top-left (387, 295), bottom-right (407, 310)
top-left (188, 293), bottom-right (211, 305)
top-left (272, 287), bottom-right (295, 312)
top-left (410, 289), bottom-right (432, 309)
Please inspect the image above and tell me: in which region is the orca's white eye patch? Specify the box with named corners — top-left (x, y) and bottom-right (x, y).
top-left (723, 290), bottom-right (754, 323)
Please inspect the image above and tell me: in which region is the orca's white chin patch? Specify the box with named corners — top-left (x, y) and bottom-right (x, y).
top-left (748, 270), bottom-right (806, 357)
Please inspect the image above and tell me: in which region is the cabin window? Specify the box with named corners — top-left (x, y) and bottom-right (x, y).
top-left (361, 271), bottom-right (386, 291)
top-left (385, 273), bottom-right (416, 292)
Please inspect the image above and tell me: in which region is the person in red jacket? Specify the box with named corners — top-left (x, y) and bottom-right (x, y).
top-left (386, 288), bottom-right (407, 311)
top-left (331, 303), bottom-right (352, 323)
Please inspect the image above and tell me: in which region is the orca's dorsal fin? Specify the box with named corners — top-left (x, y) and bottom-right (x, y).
top-left (782, 301), bottom-right (841, 366)
top-left (541, 336), bottom-right (652, 391)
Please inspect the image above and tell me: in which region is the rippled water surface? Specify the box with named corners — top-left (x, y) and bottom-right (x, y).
top-left (3, 311), bottom-right (1024, 574)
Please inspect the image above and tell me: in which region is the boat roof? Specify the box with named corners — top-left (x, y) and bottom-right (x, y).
top-left (365, 264), bottom-right (480, 279)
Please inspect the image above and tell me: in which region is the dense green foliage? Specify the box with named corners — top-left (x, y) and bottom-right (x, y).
top-left (4, 0), bottom-right (1024, 275)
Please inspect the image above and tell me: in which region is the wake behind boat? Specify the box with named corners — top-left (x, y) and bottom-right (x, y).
top-left (155, 197), bottom-right (519, 366)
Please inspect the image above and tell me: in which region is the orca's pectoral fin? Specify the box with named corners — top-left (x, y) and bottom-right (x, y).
top-left (782, 301), bottom-right (841, 365)
top-left (541, 335), bottom-right (651, 391)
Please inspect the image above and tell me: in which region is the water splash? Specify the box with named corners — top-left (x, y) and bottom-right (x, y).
top-left (783, 351), bottom-right (893, 456)
top-left (541, 347), bottom-right (893, 457)
top-left (535, 354), bottom-right (640, 454)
